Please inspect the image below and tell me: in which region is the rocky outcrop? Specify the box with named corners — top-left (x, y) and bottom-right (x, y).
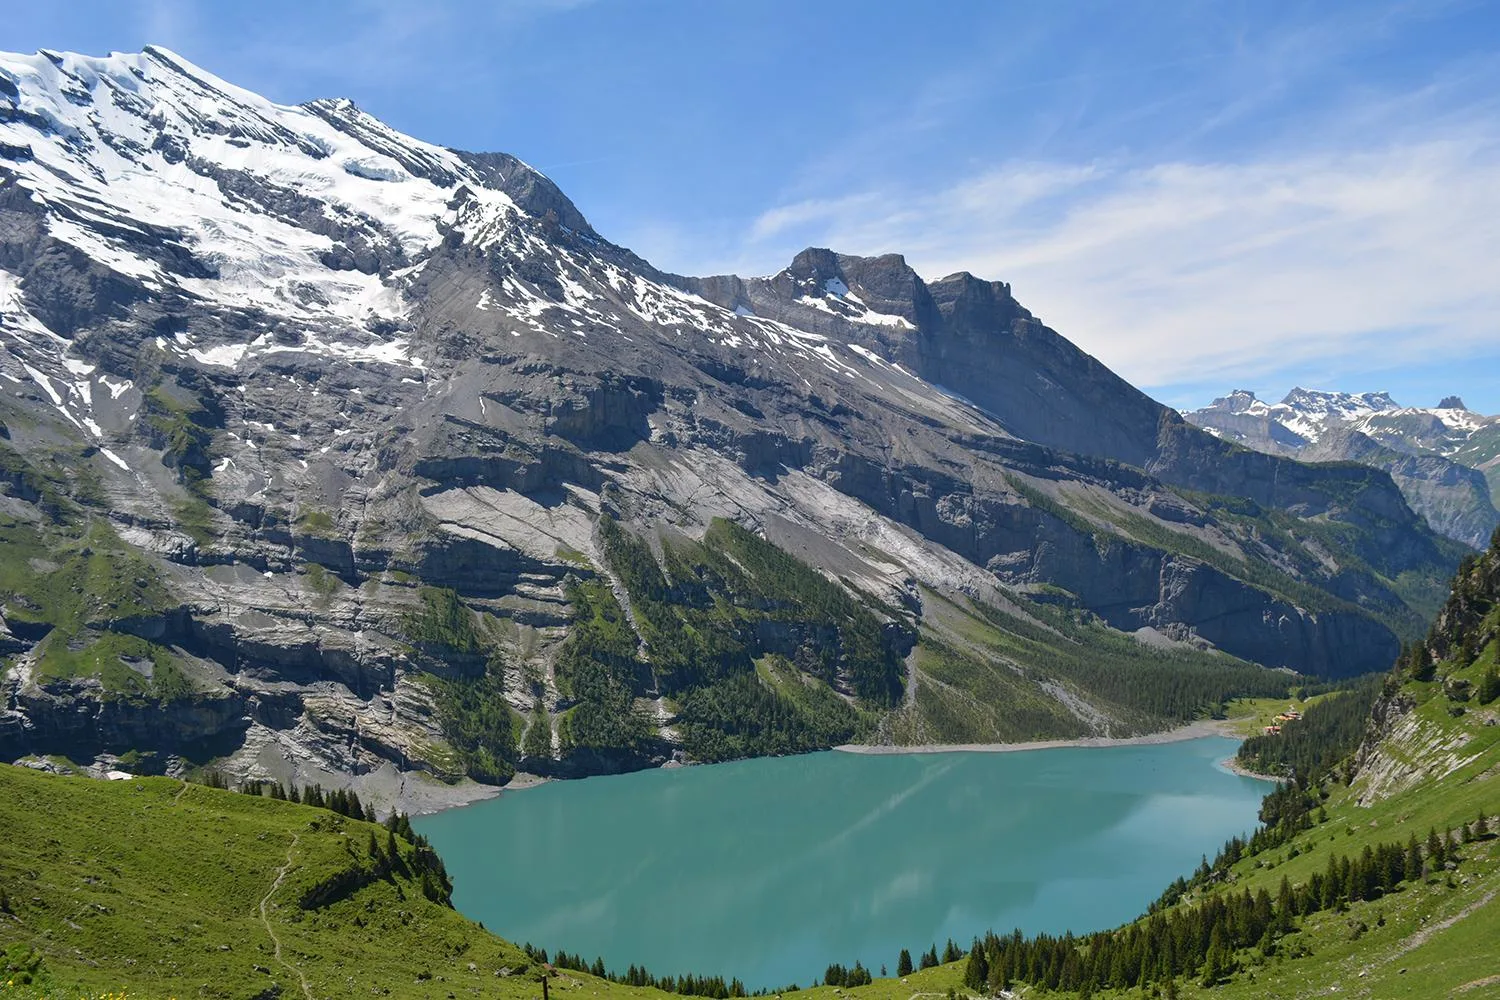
top-left (1, 676), bottom-right (249, 764)
top-left (1303, 427), bottom-right (1500, 553)
top-left (1187, 390), bottom-right (1500, 549)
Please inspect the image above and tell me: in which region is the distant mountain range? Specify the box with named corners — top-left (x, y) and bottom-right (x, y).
top-left (0, 47), bottom-right (1473, 805)
top-left (1186, 389), bottom-right (1500, 549)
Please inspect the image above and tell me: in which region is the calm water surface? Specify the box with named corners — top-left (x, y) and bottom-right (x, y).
top-left (415, 736), bottom-right (1269, 990)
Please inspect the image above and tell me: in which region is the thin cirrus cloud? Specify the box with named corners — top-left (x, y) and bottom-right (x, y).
top-left (743, 130), bottom-right (1500, 397)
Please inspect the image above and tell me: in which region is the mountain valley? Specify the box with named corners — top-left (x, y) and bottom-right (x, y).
top-left (0, 46), bottom-right (1478, 812)
top-left (3, 502), bottom-right (1497, 1000)
top-left (0, 32), bottom-right (1498, 1000)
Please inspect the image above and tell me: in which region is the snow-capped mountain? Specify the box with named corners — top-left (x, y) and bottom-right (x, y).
top-left (0, 48), bottom-right (1467, 804)
top-left (1187, 389), bottom-right (1500, 549)
top-left (1195, 388), bottom-right (1405, 446)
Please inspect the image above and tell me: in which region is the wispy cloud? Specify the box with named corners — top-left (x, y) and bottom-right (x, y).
top-left (630, 1), bottom-right (1499, 405)
top-left (741, 129), bottom-right (1500, 393)
top-left (167, 0), bottom-right (600, 107)
top-left (137, 0), bottom-right (200, 52)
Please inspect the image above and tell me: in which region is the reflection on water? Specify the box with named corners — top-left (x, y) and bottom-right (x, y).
top-left (415, 736), bottom-right (1269, 990)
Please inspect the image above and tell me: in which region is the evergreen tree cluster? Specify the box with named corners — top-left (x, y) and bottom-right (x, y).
top-left (427, 665), bottom-right (519, 782)
top-left (394, 586), bottom-right (522, 782)
top-left (1406, 525), bottom-right (1500, 676)
top-left (674, 669), bottom-right (858, 761)
top-left (550, 517), bottom-right (906, 762)
top-left (814, 942), bottom-right (957, 991)
top-left (822, 962), bottom-right (873, 987)
top-left (939, 817), bottom-right (1489, 996)
top-left (227, 778), bottom-right (454, 907)
top-left (601, 517), bottom-right (904, 706)
top-left (523, 698), bottom-right (554, 759)
top-left (238, 778), bottom-right (379, 822)
top-left (402, 586), bottom-right (483, 654)
top-left (555, 577), bottom-right (655, 755)
top-left (1235, 675), bottom-right (1384, 780)
top-left (1479, 665), bottom-right (1500, 705)
top-left (521, 944), bottom-right (764, 998)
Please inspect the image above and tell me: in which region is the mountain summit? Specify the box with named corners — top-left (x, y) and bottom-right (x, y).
top-left (0, 48), bottom-right (1469, 804)
top-left (1187, 388), bottom-right (1500, 549)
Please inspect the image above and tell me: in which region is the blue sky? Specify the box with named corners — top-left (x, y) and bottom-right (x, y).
top-left (4, 0), bottom-right (1500, 413)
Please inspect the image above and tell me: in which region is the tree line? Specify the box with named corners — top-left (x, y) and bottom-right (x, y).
top-left (828, 941), bottom-right (963, 986)
top-left (1235, 675), bottom-right (1385, 780)
top-left (946, 814), bottom-right (1492, 995)
top-left (522, 943), bottom-right (765, 998)
top-left (202, 774), bottom-right (454, 907)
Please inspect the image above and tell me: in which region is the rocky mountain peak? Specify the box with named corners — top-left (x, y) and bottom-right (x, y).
top-left (1187, 385), bottom-right (1500, 549)
top-left (783, 246), bottom-right (844, 284)
top-left (457, 150), bottom-right (594, 236)
top-left (1278, 387), bottom-right (1400, 418)
top-left (1208, 389), bottom-right (1263, 413)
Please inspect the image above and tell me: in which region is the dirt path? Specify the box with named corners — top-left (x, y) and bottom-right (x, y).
top-left (1392, 887), bottom-right (1498, 958)
top-left (259, 833), bottom-right (313, 1000)
top-left (1457, 974), bottom-right (1500, 993)
top-left (172, 780), bottom-right (190, 805)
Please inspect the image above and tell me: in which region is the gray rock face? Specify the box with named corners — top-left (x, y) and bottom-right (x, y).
top-left (0, 46), bottom-right (1470, 801)
top-left (1187, 389), bottom-right (1500, 550)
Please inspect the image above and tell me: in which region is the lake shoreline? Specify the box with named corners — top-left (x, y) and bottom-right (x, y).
top-left (493, 720), bottom-right (1253, 798)
top-left (833, 717), bottom-right (1240, 756)
top-left (1217, 755), bottom-right (1286, 781)
top-left (421, 722), bottom-right (1272, 990)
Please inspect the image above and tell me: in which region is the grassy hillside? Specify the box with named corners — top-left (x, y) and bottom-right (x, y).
top-left (0, 765), bottom-right (539, 1000)
top-left (574, 517), bottom-right (1298, 757)
top-left (3, 533), bottom-right (1497, 999)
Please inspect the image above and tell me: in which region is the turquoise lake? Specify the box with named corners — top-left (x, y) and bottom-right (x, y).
top-left (415, 736), bottom-right (1270, 990)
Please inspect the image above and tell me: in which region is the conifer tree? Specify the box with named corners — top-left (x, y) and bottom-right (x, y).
top-left (525, 700), bottom-right (554, 759)
top-left (896, 950), bottom-right (913, 977)
top-left (1200, 925), bottom-right (1228, 987)
top-left (1275, 875), bottom-right (1295, 933)
top-left (963, 944), bottom-right (988, 990)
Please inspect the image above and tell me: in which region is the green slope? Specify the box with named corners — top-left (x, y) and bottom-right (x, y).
top-left (571, 517), bottom-right (1297, 757)
top-left (0, 766), bottom-right (969, 1000)
top-left (0, 767), bottom-right (537, 1000)
top-left (5, 537), bottom-right (1498, 999)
